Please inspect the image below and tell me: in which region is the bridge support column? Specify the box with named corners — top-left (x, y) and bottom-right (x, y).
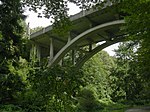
top-left (67, 32), bottom-right (72, 43)
top-left (30, 43), bottom-right (35, 61)
top-left (36, 44), bottom-right (41, 62)
top-left (59, 59), bottom-right (63, 66)
top-left (30, 42), bottom-right (41, 65)
top-left (72, 49), bottom-right (76, 65)
top-left (89, 44), bottom-right (92, 52)
top-left (68, 32), bottom-right (76, 65)
top-left (49, 38), bottom-right (54, 62)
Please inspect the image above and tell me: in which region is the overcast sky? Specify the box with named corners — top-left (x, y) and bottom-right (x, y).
top-left (24, 3), bottom-right (80, 28)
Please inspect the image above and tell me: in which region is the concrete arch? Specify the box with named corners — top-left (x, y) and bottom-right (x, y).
top-left (75, 36), bottom-right (125, 69)
top-left (48, 20), bottom-right (125, 67)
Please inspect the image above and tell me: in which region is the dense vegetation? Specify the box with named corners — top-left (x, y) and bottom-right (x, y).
top-left (0, 0), bottom-right (150, 111)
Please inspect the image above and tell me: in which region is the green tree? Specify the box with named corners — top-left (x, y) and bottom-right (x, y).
top-left (110, 42), bottom-right (150, 103)
top-left (26, 65), bottom-right (85, 111)
top-left (30, 26), bottom-right (43, 34)
top-left (121, 0), bottom-right (150, 80)
top-left (82, 51), bottom-right (115, 100)
top-left (76, 88), bottom-right (103, 112)
top-left (0, 0), bottom-right (26, 104)
top-left (118, 0), bottom-right (150, 102)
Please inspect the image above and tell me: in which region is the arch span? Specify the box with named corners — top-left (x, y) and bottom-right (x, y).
top-left (48, 20), bottom-right (125, 67)
top-left (75, 35), bottom-right (126, 69)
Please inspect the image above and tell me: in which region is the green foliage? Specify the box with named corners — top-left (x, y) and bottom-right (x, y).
top-left (30, 27), bottom-right (43, 34)
top-left (26, 65), bottom-right (85, 111)
top-left (121, 0), bottom-right (150, 80)
top-left (110, 42), bottom-right (150, 102)
top-left (20, 39), bottom-right (31, 61)
top-left (0, 0), bottom-right (24, 48)
top-left (82, 51), bottom-right (115, 99)
top-left (122, 0), bottom-right (150, 37)
top-left (0, 0), bottom-right (150, 111)
top-left (52, 18), bottom-right (73, 37)
top-left (76, 88), bottom-right (103, 112)
top-left (101, 102), bottom-right (129, 112)
top-left (106, 0), bottom-right (150, 104)
top-left (0, 0), bottom-right (27, 105)
top-left (0, 58), bottom-right (32, 104)
top-left (0, 104), bottom-right (24, 112)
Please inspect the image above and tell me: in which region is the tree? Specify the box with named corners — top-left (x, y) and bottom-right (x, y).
top-left (82, 51), bottom-right (115, 100)
top-left (110, 42), bottom-right (150, 103)
top-left (76, 88), bottom-right (103, 112)
top-left (23, 0), bottom-right (109, 19)
top-left (26, 65), bottom-right (85, 111)
top-left (0, 0), bottom-right (26, 104)
top-left (121, 0), bottom-right (150, 80)
top-left (30, 26), bottom-right (43, 34)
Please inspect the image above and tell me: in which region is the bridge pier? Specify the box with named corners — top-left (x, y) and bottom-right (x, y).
top-left (49, 38), bottom-right (54, 62)
top-left (30, 42), bottom-right (41, 65)
top-left (72, 49), bottom-right (76, 65)
top-left (36, 44), bottom-right (41, 62)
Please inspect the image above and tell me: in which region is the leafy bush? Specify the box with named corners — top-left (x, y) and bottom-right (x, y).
top-left (0, 104), bottom-right (24, 112)
top-left (0, 58), bottom-right (30, 104)
top-left (76, 88), bottom-right (104, 112)
top-left (26, 65), bottom-right (85, 112)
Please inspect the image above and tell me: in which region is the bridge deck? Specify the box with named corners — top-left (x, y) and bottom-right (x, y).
top-left (30, 3), bottom-right (125, 67)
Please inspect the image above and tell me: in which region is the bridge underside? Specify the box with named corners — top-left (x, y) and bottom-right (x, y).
top-left (30, 4), bottom-right (126, 68)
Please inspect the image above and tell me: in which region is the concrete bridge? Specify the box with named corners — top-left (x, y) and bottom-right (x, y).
top-left (30, 2), bottom-right (126, 68)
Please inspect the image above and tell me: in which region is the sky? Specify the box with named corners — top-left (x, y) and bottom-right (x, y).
top-left (25, 3), bottom-right (81, 29)
top-left (24, 3), bottom-right (119, 56)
